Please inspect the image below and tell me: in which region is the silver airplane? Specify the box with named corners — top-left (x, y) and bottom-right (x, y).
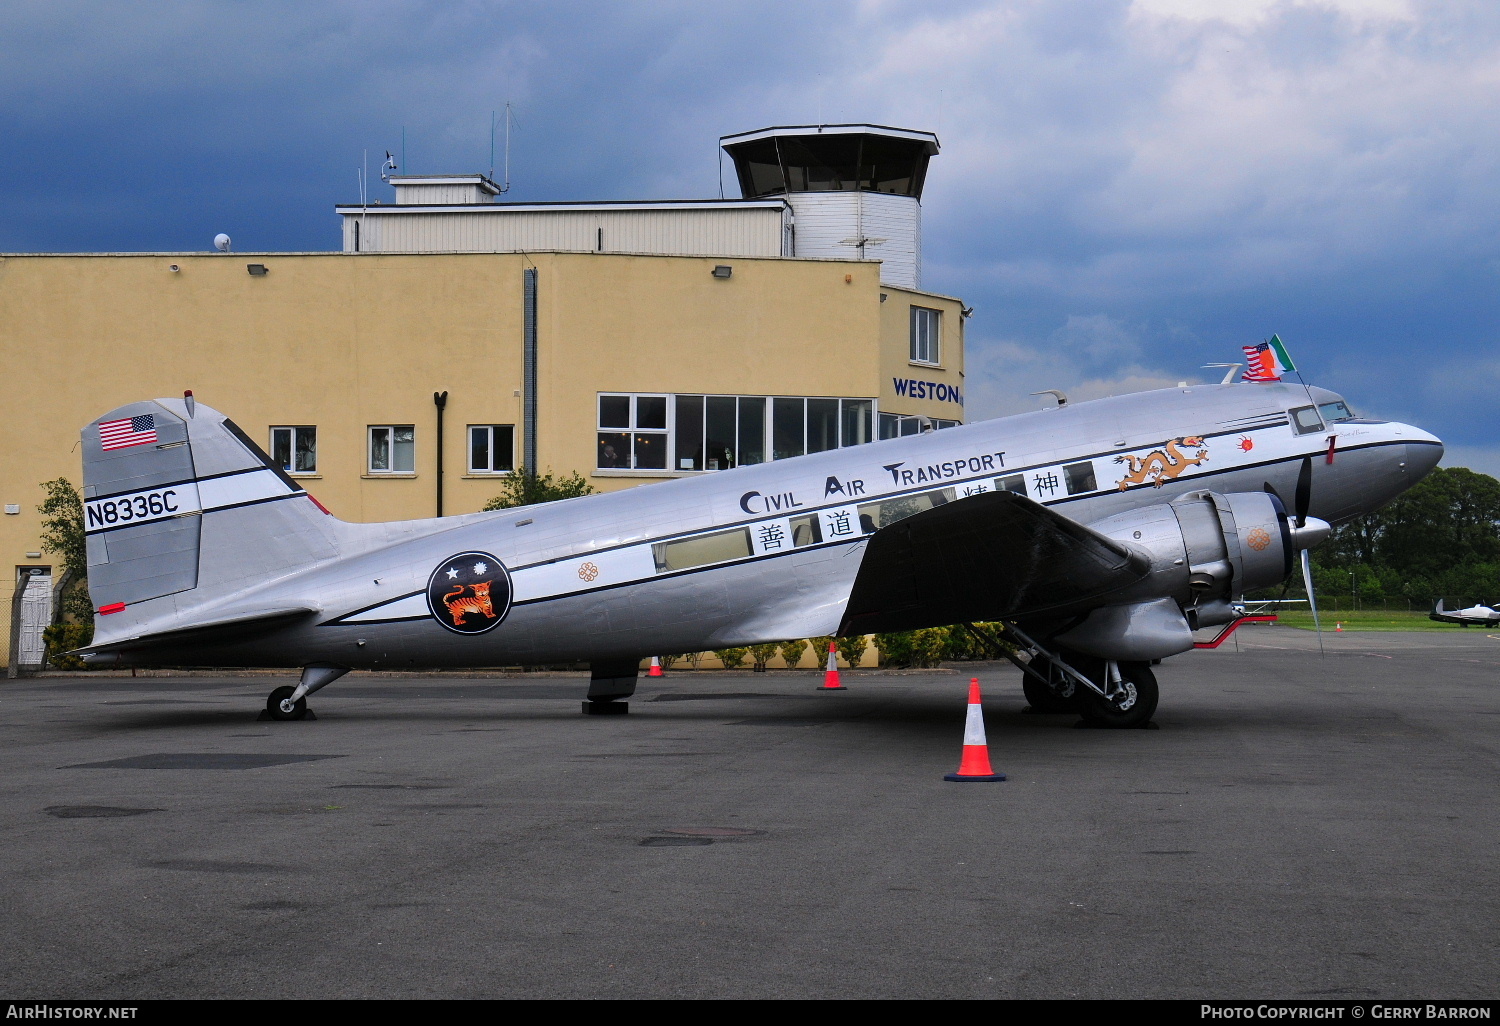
top-left (1429, 600), bottom-right (1500, 627)
top-left (75, 382), bottom-right (1442, 728)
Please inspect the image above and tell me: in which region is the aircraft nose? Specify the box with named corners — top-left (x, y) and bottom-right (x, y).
top-left (1399, 429), bottom-right (1443, 482)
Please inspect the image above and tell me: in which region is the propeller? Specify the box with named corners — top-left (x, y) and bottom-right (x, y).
top-left (1271, 456), bottom-right (1332, 657)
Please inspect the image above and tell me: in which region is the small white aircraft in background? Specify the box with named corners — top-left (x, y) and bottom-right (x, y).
top-left (1429, 600), bottom-right (1500, 627)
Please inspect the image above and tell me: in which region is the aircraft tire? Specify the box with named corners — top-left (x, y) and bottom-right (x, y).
top-left (1079, 662), bottom-right (1158, 729)
top-left (1022, 661), bottom-right (1084, 713)
top-left (266, 685), bottom-right (308, 721)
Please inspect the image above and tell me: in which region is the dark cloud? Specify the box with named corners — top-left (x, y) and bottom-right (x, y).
top-left (5, 0), bottom-right (1499, 469)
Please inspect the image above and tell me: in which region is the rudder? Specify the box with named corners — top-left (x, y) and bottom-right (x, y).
top-left (83, 397), bottom-right (343, 626)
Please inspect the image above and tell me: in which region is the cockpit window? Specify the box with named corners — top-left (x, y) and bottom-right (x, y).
top-left (1289, 406), bottom-right (1325, 435)
top-left (1318, 400), bottom-right (1356, 422)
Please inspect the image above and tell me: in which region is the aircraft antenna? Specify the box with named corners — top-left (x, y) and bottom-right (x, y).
top-left (1204, 363), bottom-right (1242, 385)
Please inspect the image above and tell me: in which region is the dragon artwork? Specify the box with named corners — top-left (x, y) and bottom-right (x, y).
top-left (1115, 436), bottom-right (1209, 490)
top-left (442, 581), bottom-right (497, 627)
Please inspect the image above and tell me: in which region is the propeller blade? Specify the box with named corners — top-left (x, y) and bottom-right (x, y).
top-left (1294, 456), bottom-right (1313, 528)
top-left (1301, 547), bottom-right (1325, 658)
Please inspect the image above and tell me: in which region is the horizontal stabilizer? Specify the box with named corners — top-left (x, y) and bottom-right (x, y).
top-left (78, 605), bottom-right (319, 655)
top-left (838, 489), bottom-right (1151, 635)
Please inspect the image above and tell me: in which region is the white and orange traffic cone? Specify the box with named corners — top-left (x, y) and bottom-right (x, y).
top-left (1334, 622), bottom-right (1343, 632)
top-left (945, 678), bottom-right (1006, 782)
top-left (648, 656), bottom-right (663, 677)
top-left (818, 647), bottom-right (845, 691)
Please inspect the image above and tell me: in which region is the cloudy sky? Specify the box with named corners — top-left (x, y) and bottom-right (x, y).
top-left (5, 0), bottom-right (1498, 472)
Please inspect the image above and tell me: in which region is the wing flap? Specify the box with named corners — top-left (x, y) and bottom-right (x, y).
top-left (837, 490), bottom-right (1150, 635)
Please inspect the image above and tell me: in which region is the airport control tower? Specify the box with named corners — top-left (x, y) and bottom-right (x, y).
top-left (719, 124), bottom-right (939, 289)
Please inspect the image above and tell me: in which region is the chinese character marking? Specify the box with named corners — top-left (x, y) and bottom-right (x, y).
top-left (757, 523), bottom-right (786, 550)
top-left (826, 510), bottom-right (855, 537)
top-left (962, 484), bottom-right (989, 497)
top-left (1032, 471), bottom-right (1060, 497)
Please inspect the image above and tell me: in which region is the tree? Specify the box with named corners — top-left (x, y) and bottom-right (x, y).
top-left (37, 478), bottom-right (93, 624)
top-left (1308, 466), bottom-right (1500, 606)
top-left (482, 470), bottom-right (594, 510)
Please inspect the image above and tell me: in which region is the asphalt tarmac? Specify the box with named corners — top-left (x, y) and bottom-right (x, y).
top-left (2, 626), bottom-right (1497, 999)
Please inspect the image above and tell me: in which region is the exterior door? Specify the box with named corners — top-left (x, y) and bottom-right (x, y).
top-left (16, 567), bottom-right (52, 669)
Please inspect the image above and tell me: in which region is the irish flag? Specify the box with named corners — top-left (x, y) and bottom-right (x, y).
top-left (1242, 334), bottom-right (1296, 382)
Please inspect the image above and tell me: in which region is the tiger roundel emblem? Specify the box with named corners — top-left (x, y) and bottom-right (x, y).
top-left (426, 550), bottom-right (513, 635)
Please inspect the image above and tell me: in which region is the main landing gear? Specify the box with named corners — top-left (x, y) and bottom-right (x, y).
top-left (263, 665), bottom-right (349, 721)
top-left (970, 623), bottom-right (1159, 729)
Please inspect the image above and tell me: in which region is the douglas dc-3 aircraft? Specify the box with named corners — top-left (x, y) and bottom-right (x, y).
top-left (75, 381), bottom-right (1441, 728)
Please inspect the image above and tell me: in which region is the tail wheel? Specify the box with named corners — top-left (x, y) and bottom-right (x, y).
top-left (266, 685), bottom-right (307, 721)
top-left (1079, 662), bottom-right (1158, 729)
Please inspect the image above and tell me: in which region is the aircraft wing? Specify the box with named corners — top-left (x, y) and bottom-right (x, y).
top-left (837, 489), bottom-right (1151, 635)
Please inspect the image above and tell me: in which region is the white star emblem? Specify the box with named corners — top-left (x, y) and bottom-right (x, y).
top-left (445, 567), bottom-right (459, 579)
top-left (472, 561), bottom-right (488, 575)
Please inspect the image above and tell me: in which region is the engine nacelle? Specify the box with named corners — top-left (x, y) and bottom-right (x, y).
top-left (1049, 491), bottom-right (1292, 662)
top-left (1089, 490), bottom-right (1291, 624)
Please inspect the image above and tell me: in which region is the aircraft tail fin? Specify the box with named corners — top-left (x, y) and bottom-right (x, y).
top-left (82, 397), bottom-right (347, 640)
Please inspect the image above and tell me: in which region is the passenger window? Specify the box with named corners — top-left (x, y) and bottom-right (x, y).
top-left (653, 528), bottom-right (751, 573)
top-left (996, 474), bottom-right (1027, 496)
top-left (790, 514), bottom-right (822, 547)
top-left (1064, 461), bottom-right (1097, 495)
top-left (857, 488), bottom-right (956, 533)
top-left (1290, 406), bottom-right (1325, 435)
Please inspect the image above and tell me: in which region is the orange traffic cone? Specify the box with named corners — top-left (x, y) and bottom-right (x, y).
top-left (648, 656), bottom-right (663, 677)
top-left (945, 679), bottom-right (1006, 782)
top-left (818, 647), bottom-right (845, 690)
top-left (1335, 622), bottom-right (1343, 632)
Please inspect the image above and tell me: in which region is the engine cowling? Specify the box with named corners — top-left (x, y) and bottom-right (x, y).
top-left (1047, 491), bottom-right (1292, 662)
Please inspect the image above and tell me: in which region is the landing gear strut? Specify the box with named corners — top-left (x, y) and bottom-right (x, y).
top-left (264, 665), bottom-right (349, 722)
top-left (968, 622), bottom-right (1159, 729)
top-left (584, 659), bottom-right (638, 715)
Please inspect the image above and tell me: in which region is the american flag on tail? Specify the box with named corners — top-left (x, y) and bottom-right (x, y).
top-left (98, 414), bottom-right (158, 451)
top-left (1242, 334), bottom-right (1296, 382)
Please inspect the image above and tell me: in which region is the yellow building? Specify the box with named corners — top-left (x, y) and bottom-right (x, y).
top-left (1, 124), bottom-right (968, 669)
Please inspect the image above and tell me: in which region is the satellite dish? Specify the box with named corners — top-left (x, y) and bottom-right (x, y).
top-left (214, 234), bottom-right (231, 252)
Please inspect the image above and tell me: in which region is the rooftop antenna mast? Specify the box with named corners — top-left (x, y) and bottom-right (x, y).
top-left (490, 103), bottom-right (513, 194)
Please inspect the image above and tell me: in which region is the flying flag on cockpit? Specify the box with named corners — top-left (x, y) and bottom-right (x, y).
top-left (1241, 334), bottom-right (1296, 382)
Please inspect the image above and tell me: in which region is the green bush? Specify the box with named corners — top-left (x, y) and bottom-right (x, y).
top-left (835, 635), bottom-right (867, 668)
top-left (873, 628), bottom-right (947, 668)
top-left (43, 623), bottom-right (93, 670)
top-left (657, 654), bottom-right (682, 671)
top-left (809, 636), bottom-right (834, 667)
top-left (778, 638), bottom-right (808, 669)
top-left (713, 647), bottom-right (748, 669)
top-left (482, 470), bottom-right (594, 510)
top-left (748, 643), bottom-right (780, 672)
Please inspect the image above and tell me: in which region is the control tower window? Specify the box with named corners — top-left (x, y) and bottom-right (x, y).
top-left (729, 139), bottom-right (787, 198)
top-left (778, 137), bottom-right (863, 193)
top-left (857, 135), bottom-right (926, 195)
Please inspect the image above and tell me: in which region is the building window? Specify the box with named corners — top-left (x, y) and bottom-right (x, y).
top-left (468, 425), bottom-right (515, 474)
top-left (1064, 461), bottom-right (1097, 495)
top-left (368, 425), bottom-right (415, 473)
top-left (910, 307), bottom-right (941, 365)
top-left (606, 393), bottom-right (879, 473)
top-left (270, 426), bottom-right (316, 474)
top-left (880, 413), bottom-right (950, 438)
top-left (598, 394), bottom-right (669, 470)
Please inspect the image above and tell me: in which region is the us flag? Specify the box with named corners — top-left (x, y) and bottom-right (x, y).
top-left (1241, 343), bottom-right (1280, 382)
top-left (98, 415), bottom-right (159, 451)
